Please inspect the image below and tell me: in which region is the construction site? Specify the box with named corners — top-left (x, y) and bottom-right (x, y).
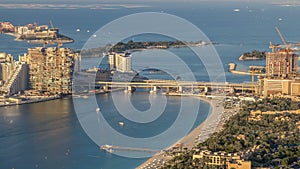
top-left (256, 27), bottom-right (300, 97)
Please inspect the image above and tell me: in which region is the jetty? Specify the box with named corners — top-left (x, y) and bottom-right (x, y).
top-left (100, 145), bottom-right (160, 153)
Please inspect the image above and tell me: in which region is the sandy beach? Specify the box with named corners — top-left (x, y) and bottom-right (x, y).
top-left (136, 96), bottom-right (224, 169)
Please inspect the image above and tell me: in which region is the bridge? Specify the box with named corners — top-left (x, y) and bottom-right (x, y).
top-left (92, 80), bottom-right (254, 93)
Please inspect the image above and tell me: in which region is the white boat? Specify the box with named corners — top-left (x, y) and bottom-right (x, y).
top-left (76, 28), bottom-right (80, 32)
top-left (100, 144), bottom-right (113, 152)
top-left (119, 121), bottom-right (124, 126)
top-left (81, 95), bottom-right (89, 99)
top-left (87, 30), bottom-right (90, 32)
top-left (92, 34), bottom-right (97, 37)
top-left (233, 9), bottom-right (240, 12)
top-left (96, 108), bottom-right (100, 112)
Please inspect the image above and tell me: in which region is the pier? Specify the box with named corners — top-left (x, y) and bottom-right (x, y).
top-left (100, 145), bottom-right (160, 153)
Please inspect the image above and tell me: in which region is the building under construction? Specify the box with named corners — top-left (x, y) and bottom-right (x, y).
top-left (255, 26), bottom-right (300, 97)
top-left (266, 48), bottom-right (298, 78)
top-left (19, 47), bottom-right (80, 95)
top-left (257, 47), bottom-right (300, 97)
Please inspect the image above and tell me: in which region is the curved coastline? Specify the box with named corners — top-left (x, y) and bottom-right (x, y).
top-left (136, 96), bottom-right (221, 169)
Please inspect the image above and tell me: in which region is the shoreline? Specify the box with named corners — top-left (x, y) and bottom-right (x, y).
top-left (136, 96), bottom-right (222, 169)
top-left (228, 63), bottom-right (265, 76)
top-left (238, 54), bottom-right (265, 61)
top-left (3, 32), bottom-right (74, 44)
top-left (0, 95), bottom-right (61, 107)
top-left (0, 90), bottom-right (222, 168)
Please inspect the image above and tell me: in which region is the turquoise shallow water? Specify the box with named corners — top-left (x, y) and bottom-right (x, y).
top-left (1, 1), bottom-right (300, 169)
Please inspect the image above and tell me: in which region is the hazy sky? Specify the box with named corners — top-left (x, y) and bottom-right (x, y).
top-left (0, 0), bottom-right (288, 3)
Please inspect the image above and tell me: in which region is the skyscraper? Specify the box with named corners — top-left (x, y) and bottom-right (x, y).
top-left (19, 47), bottom-right (79, 95)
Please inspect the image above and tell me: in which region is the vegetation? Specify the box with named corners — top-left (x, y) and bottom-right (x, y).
top-left (79, 40), bottom-right (215, 57)
top-left (18, 33), bottom-right (73, 42)
top-left (239, 50), bottom-right (266, 60)
top-left (110, 40), bottom-right (186, 52)
top-left (161, 97), bottom-right (300, 168)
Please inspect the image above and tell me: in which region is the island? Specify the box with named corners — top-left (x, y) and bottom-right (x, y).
top-left (238, 50), bottom-right (266, 61)
top-left (80, 40), bottom-right (217, 57)
top-left (0, 21), bottom-right (73, 44)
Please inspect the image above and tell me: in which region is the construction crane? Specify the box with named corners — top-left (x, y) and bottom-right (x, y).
top-left (269, 42), bottom-right (281, 53)
top-left (274, 26), bottom-right (294, 50)
top-left (49, 20), bottom-right (62, 50)
top-left (275, 26), bottom-right (287, 45)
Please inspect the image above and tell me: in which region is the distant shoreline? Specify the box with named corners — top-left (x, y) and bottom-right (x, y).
top-left (238, 54), bottom-right (265, 61)
top-left (3, 32), bottom-right (74, 44)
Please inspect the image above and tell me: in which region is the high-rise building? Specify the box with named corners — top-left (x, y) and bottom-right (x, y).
top-left (108, 52), bottom-right (116, 70)
top-left (19, 47), bottom-right (80, 95)
top-left (0, 52), bottom-right (29, 95)
top-left (107, 52), bottom-right (132, 73)
top-left (266, 49), bottom-right (298, 78)
top-left (116, 53), bottom-right (132, 72)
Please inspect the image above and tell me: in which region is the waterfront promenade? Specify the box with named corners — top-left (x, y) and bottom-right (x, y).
top-left (0, 95), bottom-right (61, 107)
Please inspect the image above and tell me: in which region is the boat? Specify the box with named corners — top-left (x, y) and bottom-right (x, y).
top-left (81, 95), bottom-right (89, 99)
top-left (92, 34), bottom-right (97, 37)
top-left (100, 144), bottom-right (112, 150)
top-left (76, 28), bottom-right (80, 32)
top-left (233, 9), bottom-right (240, 12)
top-left (119, 121), bottom-right (124, 126)
top-left (96, 108), bottom-right (100, 112)
top-left (87, 30), bottom-right (90, 32)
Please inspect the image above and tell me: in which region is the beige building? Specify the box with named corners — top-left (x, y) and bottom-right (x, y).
top-left (256, 47), bottom-right (300, 97)
top-left (108, 52), bottom-right (116, 70)
top-left (266, 49), bottom-right (298, 78)
top-left (0, 22), bottom-right (15, 32)
top-left (108, 52), bottom-right (132, 72)
top-left (20, 47), bottom-right (79, 95)
top-left (15, 23), bottom-right (58, 40)
top-left (257, 77), bottom-right (300, 97)
top-left (0, 53), bottom-right (29, 95)
top-left (193, 150), bottom-right (251, 169)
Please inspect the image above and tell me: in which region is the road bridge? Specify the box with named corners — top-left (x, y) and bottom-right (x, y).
top-left (93, 80), bottom-right (254, 92)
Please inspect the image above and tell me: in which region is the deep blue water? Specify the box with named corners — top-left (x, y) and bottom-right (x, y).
top-left (1, 1), bottom-right (300, 169)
